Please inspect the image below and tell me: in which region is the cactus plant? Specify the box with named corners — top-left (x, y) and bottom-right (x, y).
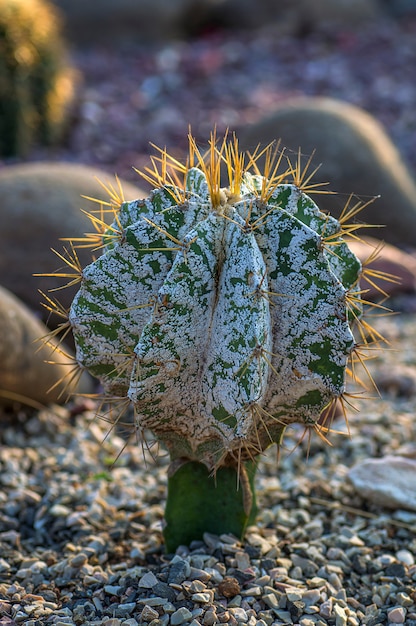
top-left (0, 0), bottom-right (78, 157)
top-left (44, 131), bottom-right (390, 551)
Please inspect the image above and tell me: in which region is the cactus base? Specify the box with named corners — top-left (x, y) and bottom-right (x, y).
top-left (163, 459), bottom-right (258, 552)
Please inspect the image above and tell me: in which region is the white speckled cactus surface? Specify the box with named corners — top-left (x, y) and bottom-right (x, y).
top-left (45, 131), bottom-right (387, 548)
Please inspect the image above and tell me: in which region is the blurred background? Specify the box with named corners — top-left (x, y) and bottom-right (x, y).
top-left (1, 0), bottom-right (415, 186)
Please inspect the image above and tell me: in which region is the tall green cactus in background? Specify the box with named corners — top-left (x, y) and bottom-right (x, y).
top-left (44, 131), bottom-right (390, 551)
top-left (0, 0), bottom-right (78, 157)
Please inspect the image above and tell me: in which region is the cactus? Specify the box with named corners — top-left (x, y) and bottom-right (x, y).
top-left (45, 131), bottom-right (390, 551)
top-left (0, 0), bottom-right (78, 157)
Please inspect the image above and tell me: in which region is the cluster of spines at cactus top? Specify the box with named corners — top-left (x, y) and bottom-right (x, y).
top-left (42, 130), bottom-right (395, 471)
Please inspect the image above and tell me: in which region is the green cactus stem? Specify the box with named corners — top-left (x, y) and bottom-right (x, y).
top-left (164, 459), bottom-right (258, 553)
top-left (44, 131), bottom-right (390, 550)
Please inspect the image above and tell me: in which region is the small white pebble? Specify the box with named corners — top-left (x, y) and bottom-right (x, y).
top-left (229, 607), bottom-right (248, 622)
top-left (189, 580), bottom-right (206, 593)
top-left (379, 554), bottom-right (396, 566)
top-left (235, 551), bottom-right (251, 570)
top-left (334, 603), bottom-right (347, 626)
top-left (396, 549), bottom-right (414, 566)
top-left (49, 504), bottom-right (71, 517)
top-left (103, 585), bottom-right (122, 596)
top-left (396, 591), bottom-right (413, 607)
top-left (191, 592), bottom-right (212, 603)
top-left (387, 606), bottom-right (406, 623)
top-left (243, 586), bottom-right (263, 598)
top-left (287, 589), bottom-right (303, 602)
top-left (138, 571), bottom-right (158, 588)
top-left (255, 575), bottom-right (270, 587)
top-left (140, 604), bottom-right (159, 621)
top-left (69, 553), bottom-right (88, 568)
top-left (262, 593), bottom-right (279, 610)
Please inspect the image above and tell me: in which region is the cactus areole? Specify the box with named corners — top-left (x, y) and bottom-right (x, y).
top-left (63, 132), bottom-right (378, 551)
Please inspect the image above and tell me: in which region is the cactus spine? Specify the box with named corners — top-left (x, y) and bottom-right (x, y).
top-left (46, 132), bottom-right (388, 550)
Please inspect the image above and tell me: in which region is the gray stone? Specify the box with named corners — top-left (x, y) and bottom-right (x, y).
top-left (238, 97), bottom-right (416, 247)
top-left (140, 605), bottom-right (159, 622)
top-left (168, 558), bottom-right (190, 584)
top-left (229, 607), bottom-right (248, 622)
top-left (139, 571), bottom-right (159, 588)
top-left (0, 162), bottom-right (145, 320)
top-left (0, 285), bottom-right (92, 406)
top-left (348, 455), bottom-right (416, 510)
top-left (115, 603), bottom-right (137, 617)
top-left (137, 597), bottom-right (167, 607)
top-left (171, 607), bottom-right (193, 625)
top-left (191, 592), bottom-right (212, 603)
top-left (152, 582), bottom-right (177, 602)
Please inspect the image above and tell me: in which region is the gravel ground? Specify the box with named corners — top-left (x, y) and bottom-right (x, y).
top-left (1, 313), bottom-right (416, 626)
top-left (2, 15), bottom-right (416, 626)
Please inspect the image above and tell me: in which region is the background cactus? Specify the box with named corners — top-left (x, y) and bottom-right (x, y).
top-left (0, 0), bottom-right (78, 157)
top-left (48, 132), bottom-right (388, 551)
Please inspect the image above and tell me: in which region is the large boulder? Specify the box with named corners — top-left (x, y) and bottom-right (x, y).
top-left (0, 285), bottom-right (92, 406)
top-left (0, 162), bottom-right (146, 320)
top-left (349, 455), bottom-right (416, 511)
top-left (208, 0), bottom-right (381, 32)
top-left (238, 97), bottom-right (416, 248)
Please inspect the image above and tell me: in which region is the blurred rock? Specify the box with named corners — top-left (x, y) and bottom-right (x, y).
top-left (348, 236), bottom-right (416, 299)
top-left (374, 364), bottom-right (416, 398)
top-left (381, 0), bottom-right (416, 18)
top-left (0, 285), bottom-right (92, 407)
top-left (348, 455), bottom-right (416, 510)
top-left (210, 0), bottom-right (381, 33)
top-left (0, 162), bottom-right (146, 321)
top-left (238, 97), bottom-right (416, 248)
